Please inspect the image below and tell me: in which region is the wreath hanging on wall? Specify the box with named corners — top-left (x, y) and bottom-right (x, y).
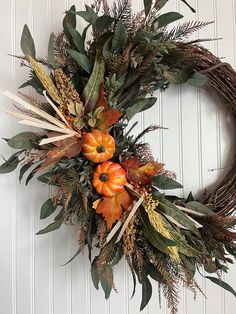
top-left (1, 0), bottom-right (236, 312)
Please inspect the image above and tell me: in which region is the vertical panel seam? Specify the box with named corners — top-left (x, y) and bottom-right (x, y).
top-left (11, 0), bottom-right (17, 313)
top-left (195, 0), bottom-right (206, 311)
top-left (29, 0), bottom-right (35, 312)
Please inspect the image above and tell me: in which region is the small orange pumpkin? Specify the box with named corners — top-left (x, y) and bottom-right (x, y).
top-left (92, 161), bottom-right (127, 197)
top-left (82, 129), bottom-right (115, 163)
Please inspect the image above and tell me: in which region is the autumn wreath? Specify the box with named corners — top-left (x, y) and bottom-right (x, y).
top-left (1, 1), bottom-right (236, 312)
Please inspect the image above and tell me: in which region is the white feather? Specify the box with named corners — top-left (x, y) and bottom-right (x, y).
top-left (116, 195), bottom-right (144, 243)
top-left (106, 220), bottom-right (123, 244)
top-left (39, 133), bottom-right (76, 146)
top-left (3, 91), bottom-right (68, 130)
top-left (175, 205), bottom-right (205, 216)
top-left (163, 213), bottom-right (187, 229)
top-left (43, 90), bottom-right (71, 127)
top-left (18, 119), bottom-right (76, 134)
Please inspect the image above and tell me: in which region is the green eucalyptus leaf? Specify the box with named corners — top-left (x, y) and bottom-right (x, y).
top-left (143, 0), bottom-right (152, 17)
top-left (54, 208), bottom-right (64, 221)
top-left (205, 276), bottom-right (236, 298)
top-left (37, 171), bottom-right (55, 184)
top-left (62, 247), bottom-right (81, 266)
top-left (25, 164), bottom-right (42, 186)
top-left (186, 201), bottom-right (215, 216)
top-left (73, 117), bottom-right (85, 129)
top-left (140, 210), bottom-right (177, 256)
top-left (180, 0), bottom-right (196, 12)
top-left (82, 24), bottom-right (91, 42)
top-left (63, 5), bottom-right (76, 30)
top-left (181, 256), bottom-right (196, 278)
top-left (129, 264), bottom-right (137, 299)
top-left (48, 33), bottom-right (56, 68)
top-left (95, 15), bottom-right (114, 32)
top-left (76, 5), bottom-right (98, 25)
top-left (68, 102), bottom-right (84, 116)
top-left (148, 264), bottom-right (162, 282)
top-left (102, 36), bottom-right (113, 57)
top-left (187, 71), bottom-right (210, 87)
top-left (111, 245), bottom-right (123, 266)
top-left (96, 32), bottom-right (114, 48)
top-left (19, 77), bottom-right (44, 95)
top-left (8, 132), bottom-right (40, 149)
top-left (152, 175), bottom-right (183, 190)
top-left (20, 24), bottom-right (36, 57)
top-left (67, 26), bottom-right (86, 54)
top-left (225, 244), bottom-right (236, 256)
top-left (68, 49), bottom-right (92, 74)
top-left (158, 0), bottom-right (168, 9)
top-left (112, 20), bottom-right (127, 51)
top-left (19, 163), bottom-right (33, 182)
top-left (186, 192), bottom-right (194, 202)
top-left (140, 277), bottom-right (152, 311)
top-left (158, 199), bottom-right (201, 237)
top-left (91, 259), bottom-right (100, 289)
top-left (36, 217), bottom-right (64, 235)
top-left (162, 66), bottom-right (194, 84)
top-left (155, 0), bottom-right (195, 13)
top-left (125, 97), bottom-right (157, 120)
top-left (155, 12), bottom-right (183, 28)
top-left (0, 153), bottom-right (20, 174)
top-left (82, 50), bottom-right (105, 114)
top-left (167, 225), bottom-right (200, 256)
top-left (40, 198), bottom-right (57, 219)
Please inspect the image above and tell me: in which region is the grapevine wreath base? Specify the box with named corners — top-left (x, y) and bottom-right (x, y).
top-left (1, 1), bottom-right (236, 313)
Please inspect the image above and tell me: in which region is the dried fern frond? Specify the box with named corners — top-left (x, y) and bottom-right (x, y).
top-left (14, 94), bottom-right (46, 119)
top-left (51, 168), bottom-right (88, 216)
top-left (96, 241), bottom-right (118, 271)
top-left (102, 0), bottom-right (111, 15)
top-left (54, 32), bottom-right (73, 68)
top-left (164, 21), bottom-right (213, 42)
top-left (77, 221), bottom-right (89, 252)
top-left (131, 244), bottom-right (144, 282)
top-left (18, 92), bottom-right (53, 115)
top-left (91, 0), bottom-right (102, 14)
top-left (126, 125), bottom-right (166, 164)
top-left (145, 248), bottom-right (180, 314)
top-left (112, 0), bottom-right (132, 28)
top-left (106, 44), bottom-right (132, 76)
top-left (96, 214), bottom-right (109, 248)
top-left (133, 124), bottom-right (166, 144)
top-left (162, 283), bottom-right (179, 314)
top-left (128, 11), bottom-right (145, 33)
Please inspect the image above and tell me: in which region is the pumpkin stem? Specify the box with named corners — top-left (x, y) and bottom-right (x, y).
top-left (96, 145), bottom-right (105, 153)
top-left (99, 173), bottom-right (109, 182)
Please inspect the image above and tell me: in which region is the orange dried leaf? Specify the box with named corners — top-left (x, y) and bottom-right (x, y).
top-left (95, 83), bottom-right (122, 130)
top-left (97, 108), bottom-right (122, 130)
top-left (122, 157), bottom-right (165, 185)
top-left (95, 83), bottom-right (109, 110)
top-left (93, 189), bottom-right (133, 229)
top-left (39, 135), bottom-right (84, 171)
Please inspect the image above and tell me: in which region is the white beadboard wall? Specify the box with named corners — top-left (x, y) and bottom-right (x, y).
top-left (0, 0), bottom-right (236, 313)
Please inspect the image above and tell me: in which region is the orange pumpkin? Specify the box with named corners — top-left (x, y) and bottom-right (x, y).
top-left (92, 161), bottom-right (127, 197)
top-left (82, 130), bottom-right (115, 163)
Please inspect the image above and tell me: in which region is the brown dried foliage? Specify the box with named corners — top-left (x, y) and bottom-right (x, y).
top-left (170, 44), bottom-right (236, 215)
top-left (95, 214), bottom-right (109, 248)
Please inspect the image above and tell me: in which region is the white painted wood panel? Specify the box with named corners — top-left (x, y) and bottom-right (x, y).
top-left (0, 0), bottom-right (235, 313)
